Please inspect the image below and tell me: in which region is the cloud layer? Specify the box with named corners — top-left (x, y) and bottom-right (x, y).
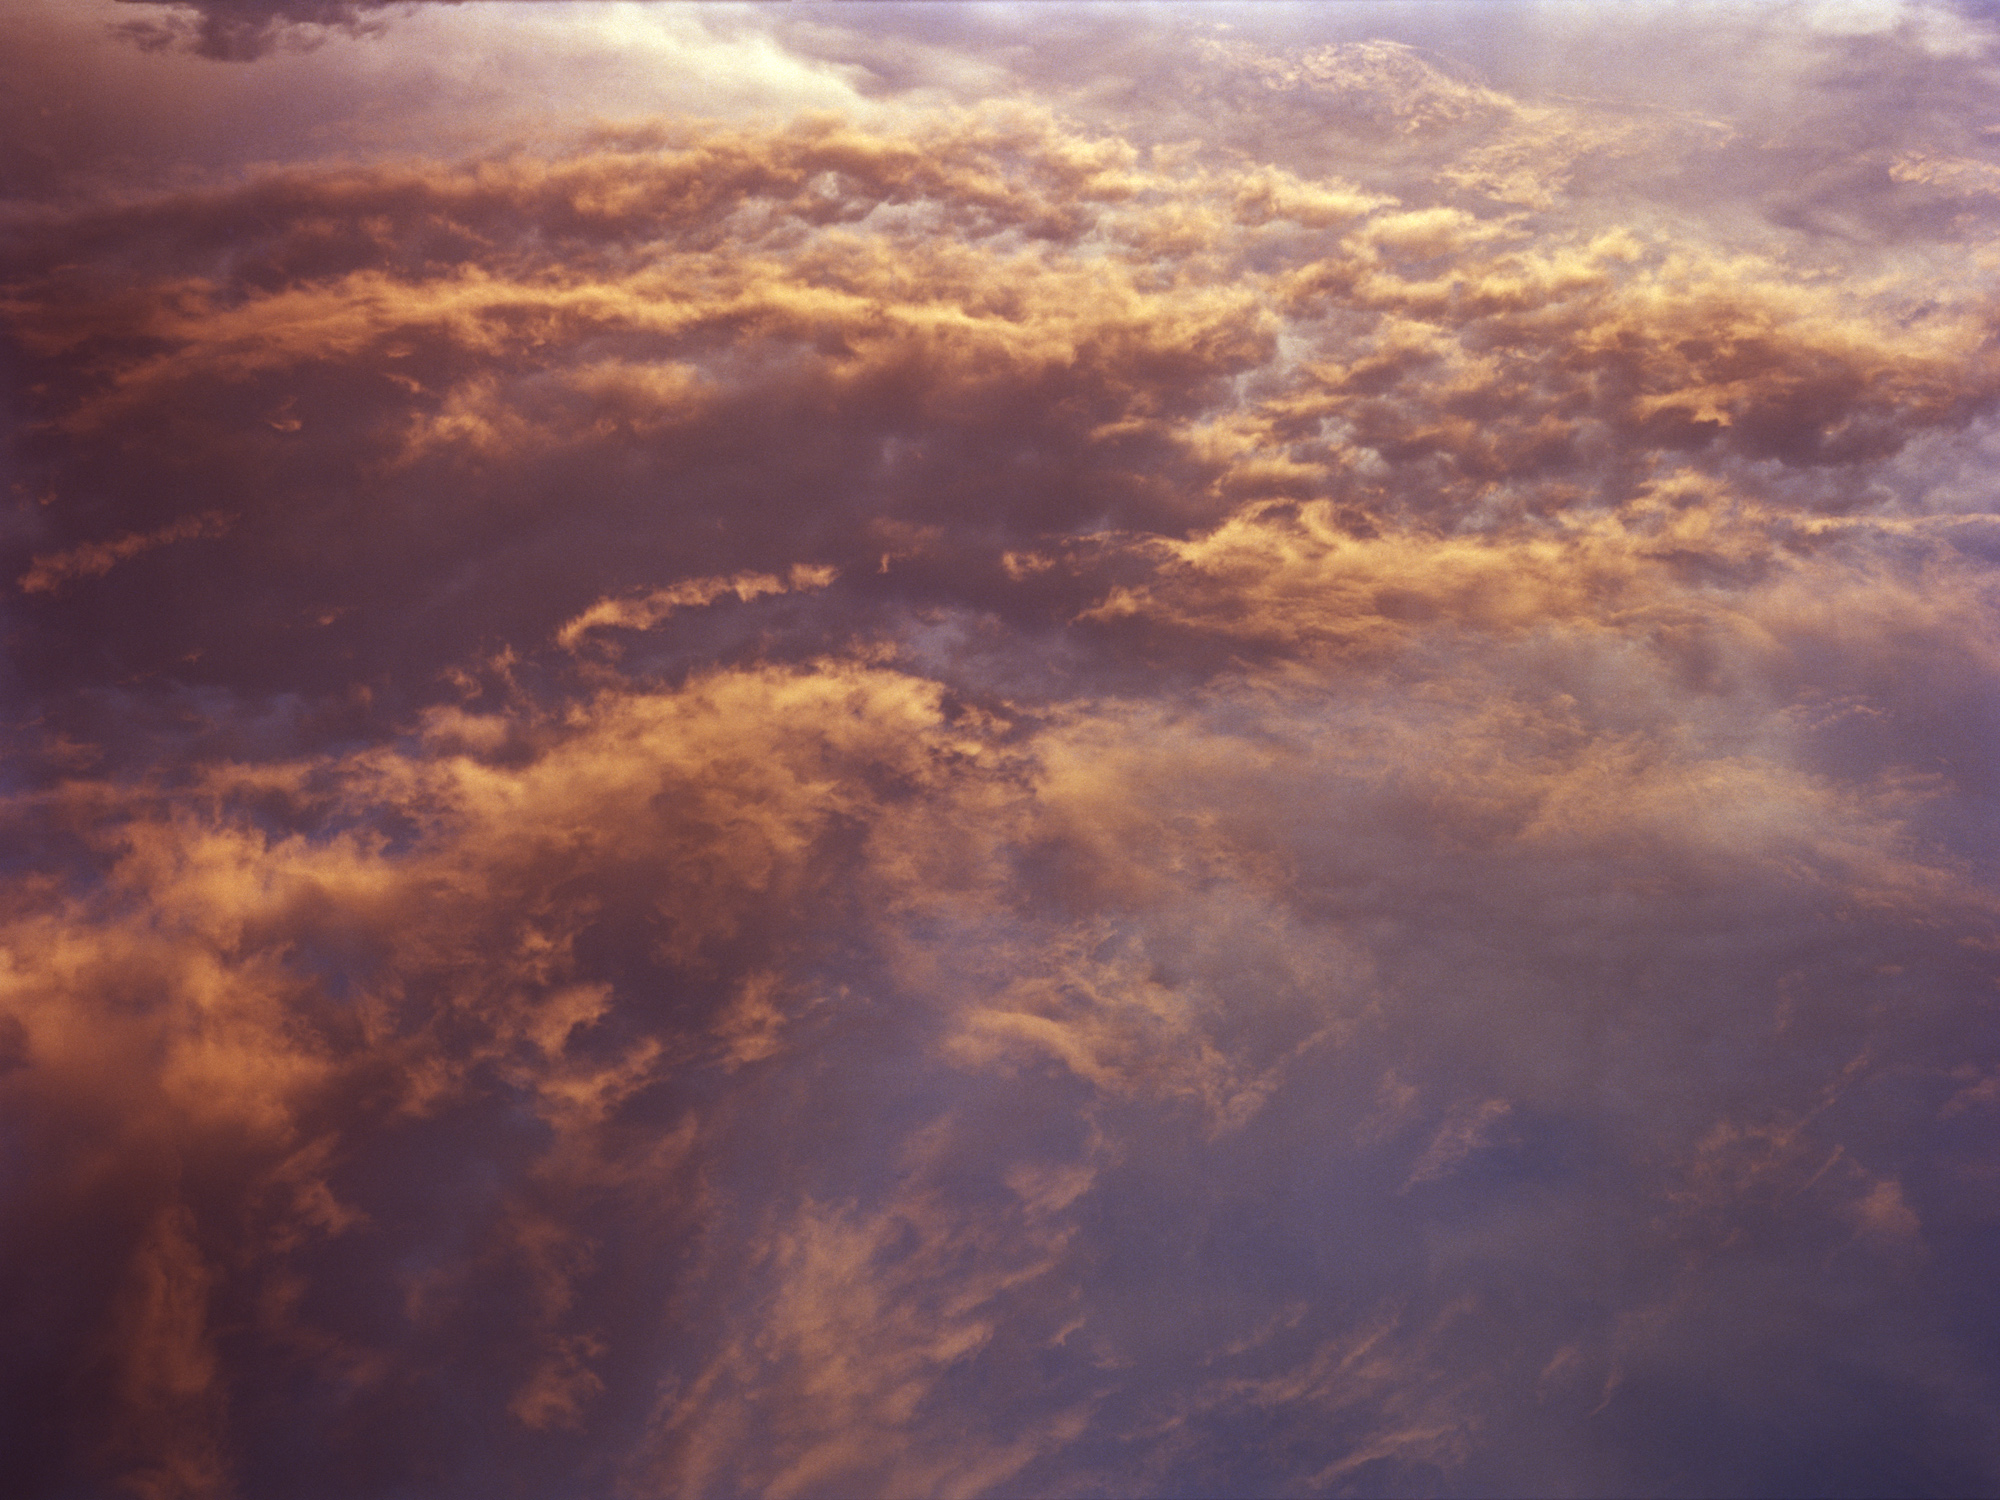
top-left (6, 4), bottom-right (2000, 1496)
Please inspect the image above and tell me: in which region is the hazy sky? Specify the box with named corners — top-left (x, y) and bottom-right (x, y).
top-left (5, 3), bottom-right (2000, 1497)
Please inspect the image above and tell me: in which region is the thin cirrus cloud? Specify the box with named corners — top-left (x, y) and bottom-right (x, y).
top-left (4, 2), bottom-right (2000, 1498)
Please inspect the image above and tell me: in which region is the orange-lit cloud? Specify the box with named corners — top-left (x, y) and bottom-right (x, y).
top-left (6, 5), bottom-right (2000, 1497)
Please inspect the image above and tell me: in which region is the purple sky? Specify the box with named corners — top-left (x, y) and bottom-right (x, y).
top-left (5, 3), bottom-right (2000, 1496)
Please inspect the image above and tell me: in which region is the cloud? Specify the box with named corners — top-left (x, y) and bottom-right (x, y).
top-left (556, 565), bottom-right (836, 654)
top-left (17, 510), bottom-right (232, 596)
top-left (7, 5), bottom-right (2000, 1497)
top-left (112, 0), bottom-right (436, 61)
top-left (14, 622), bottom-right (1992, 1491)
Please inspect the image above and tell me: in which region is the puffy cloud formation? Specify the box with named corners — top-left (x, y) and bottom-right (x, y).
top-left (6, 3), bottom-right (2000, 1496)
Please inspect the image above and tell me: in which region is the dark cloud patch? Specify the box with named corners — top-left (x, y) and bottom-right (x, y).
top-left (113, 0), bottom-right (426, 61)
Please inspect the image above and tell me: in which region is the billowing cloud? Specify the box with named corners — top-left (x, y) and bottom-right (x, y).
top-left (6, 3), bottom-right (2000, 1497)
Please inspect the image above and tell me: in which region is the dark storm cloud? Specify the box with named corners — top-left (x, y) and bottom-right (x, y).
top-left (7, 5), bottom-right (2000, 1498)
top-left (113, 0), bottom-right (444, 61)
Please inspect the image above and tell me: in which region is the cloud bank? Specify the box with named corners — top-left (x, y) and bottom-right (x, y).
top-left (6, 3), bottom-right (2000, 1496)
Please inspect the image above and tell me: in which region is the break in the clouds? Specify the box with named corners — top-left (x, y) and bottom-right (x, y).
top-left (6, 3), bottom-right (2000, 1497)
